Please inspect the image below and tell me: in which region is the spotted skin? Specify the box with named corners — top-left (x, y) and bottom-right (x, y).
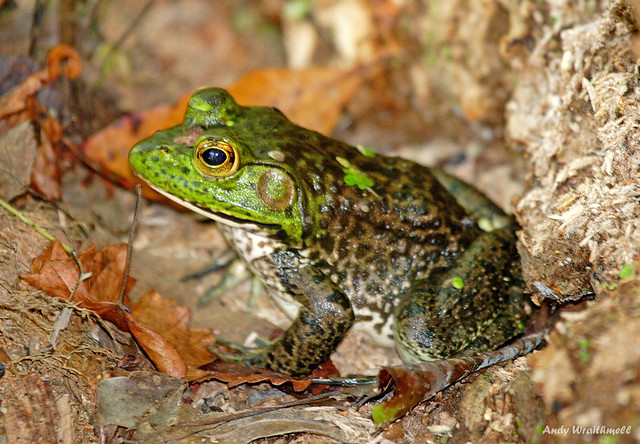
top-left (129, 88), bottom-right (528, 378)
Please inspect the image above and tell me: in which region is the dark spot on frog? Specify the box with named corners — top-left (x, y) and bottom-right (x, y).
top-left (319, 236), bottom-right (334, 254)
top-left (278, 336), bottom-right (294, 355)
top-left (301, 311), bottom-right (324, 335)
top-left (285, 207), bottom-right (294, 218)
top-left (425, 233), bottom-right (448, 247)
top-left (182, 167), bottom-right (190, 175)
top-left (401, 300), bottom-right (426, 317)
top-left (326, 291), bottom-right (350, 310)
top-left (366, 281), bottom-right (382, 295)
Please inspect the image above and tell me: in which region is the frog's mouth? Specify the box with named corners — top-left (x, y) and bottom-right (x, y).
top-left (144, 182), bottom-right (281, 231)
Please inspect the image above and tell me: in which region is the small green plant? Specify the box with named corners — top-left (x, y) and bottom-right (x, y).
top-left (451, 277), bottom-right (464, 289)
top-left (619, 264), bottom-right (633, 280)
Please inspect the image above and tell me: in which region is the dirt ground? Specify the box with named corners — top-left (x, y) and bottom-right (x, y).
top-left (1, 0), bottom-right (640, 442)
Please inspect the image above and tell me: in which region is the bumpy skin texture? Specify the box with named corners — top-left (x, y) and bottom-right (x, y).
top-left (129, 88), bottom-right (527, 378)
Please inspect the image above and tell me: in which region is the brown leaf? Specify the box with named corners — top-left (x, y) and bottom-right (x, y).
top-left (126, 317), bottom-right (186, 377)
top-left (45, 44), bottom-right (82, 81)
top-left (19, 241), bottom-right (222, 379)
top-left (80, 94), bottom-right (191, 201)
top-left (0, 45), bottom-right (81, 199)
top-left (0, 44), bottom-right (81, 119)
top-left (371, 332), bottom-right (546, 428)
top-left (196, 360), bottom-right (313, 393)
top-left (21, 241), bottom-right (86, 300)
top-left (129, 290), bottom-right (215, 380)
top-left (0, 120), bottom-right (38, 201)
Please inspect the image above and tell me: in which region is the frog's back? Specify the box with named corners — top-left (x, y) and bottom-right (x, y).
top-left (290, 141), bottom-right (479, 344)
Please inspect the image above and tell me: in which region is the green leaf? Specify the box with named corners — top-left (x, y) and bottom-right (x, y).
top-left (343, 168), bottom-right (374, 190)
top-left (283, 0), bottom-right (312, 20)
top-left (371, 403), bottom-right (402, 426)
top-left (451, 277), bottom-right (464, 289)
top-left (619, 264), bottom-right (633, 280)
top-left (189, 96), bottom-right (213, 112)
top-left (356, 145), bottom-right (376, 157)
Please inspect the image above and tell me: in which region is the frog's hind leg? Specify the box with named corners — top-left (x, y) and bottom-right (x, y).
top-left (393, 227), bottom-right (527, 363)
top-left (430, 167), bottom-right (515, 232)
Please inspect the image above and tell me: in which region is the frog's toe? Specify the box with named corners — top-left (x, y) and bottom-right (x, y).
top-left (213, 337), bottom-right (250, 353)
top-left (208, 339), bottom-right (270, 368)
top-left (209, 345), bottom-right (245, 364)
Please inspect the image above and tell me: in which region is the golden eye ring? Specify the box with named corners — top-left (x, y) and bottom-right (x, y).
top-left (194, 139), bottom-right (238, 177)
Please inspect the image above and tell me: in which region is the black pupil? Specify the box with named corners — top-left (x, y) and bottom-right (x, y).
top-left (202, 148), bottom-right (227, 166)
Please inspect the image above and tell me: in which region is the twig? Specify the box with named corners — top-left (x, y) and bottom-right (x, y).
top-left (119, 184), bottom-right (142, 305)
top-left (174, 390), bottom-right (346, 433)
top-left (98, 0), bottom-right (155, 80)
top-left (28, 0), bottom-right (47, 56)
top-left (68, 251), bottom-right (92, 301)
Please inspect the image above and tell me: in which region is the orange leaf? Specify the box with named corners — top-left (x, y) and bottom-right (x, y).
top-left (126, 316), bottom-right (186, 378)
top-left (21, 241), bottom-right (80, 300)
top-left (228, 67), bottom-right (363, 135)
top-left (129, 290), bottom-right (215, 380)
top-left (80, 94), bottom-right (191, 199)
top-left (46, 44), bottom-right (81, 80)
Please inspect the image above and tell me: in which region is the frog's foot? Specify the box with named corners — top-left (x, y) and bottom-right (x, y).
top-left (182, 249), bottom-right (238, 281)
top-left (196, 258), bottom-right (253, 307)
top-left (430, 167), bottom-right (515, 231)
top-left (393, 226), bottom-right (526, 363)
top-left (209, 337), bottom-right (272, 369)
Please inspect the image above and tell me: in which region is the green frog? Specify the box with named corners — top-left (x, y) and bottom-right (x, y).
top-left (129, 88), bottom-right (527, 378)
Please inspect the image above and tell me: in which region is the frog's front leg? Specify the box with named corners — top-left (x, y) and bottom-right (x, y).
top-left (393, 228), bottom-right (526, 363)
top-left (231, 251), bottom-right (355, 378)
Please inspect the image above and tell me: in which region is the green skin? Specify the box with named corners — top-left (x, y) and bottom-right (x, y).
top-left (129, 88), bottom-right (527, 378)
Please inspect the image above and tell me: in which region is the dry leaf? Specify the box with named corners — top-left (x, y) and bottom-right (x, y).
top-left (80, 94), bottom-right (191, 200)
top-left (30, 130), bottom-right (61, 201)
top-left (0, 44), bottom-right (81, 119)
top-left (129, 290), bottom-right (216, 381)
top-left (227, 67), bottom-right (363, 135)
top-left (19, 241), bottom-right (219, 379)
top-left (0, 45), bottom-right (81, 200)
top-left (371, 332), bottom-right (545, 428)
top-left (94, 371), bottom-right (184, 429)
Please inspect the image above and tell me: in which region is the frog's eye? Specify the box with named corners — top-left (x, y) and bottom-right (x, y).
top-left (194, 139), bottom-right (239, 177)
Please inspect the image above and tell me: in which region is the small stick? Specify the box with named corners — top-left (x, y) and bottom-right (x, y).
top-left (119, 184), bottom-right (142, 305)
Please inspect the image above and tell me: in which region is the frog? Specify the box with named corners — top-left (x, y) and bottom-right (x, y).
top-left (129, 87), bottom-right (527, 378)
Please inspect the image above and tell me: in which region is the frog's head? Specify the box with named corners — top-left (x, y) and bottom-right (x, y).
top-left (129, 88), bottom-right (318, 245)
